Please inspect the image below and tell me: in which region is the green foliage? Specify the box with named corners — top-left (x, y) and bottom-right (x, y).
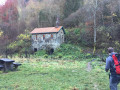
top-left (0, 30), bottom-right (3, 37)
top-left (102, 49), bottom-right (106, 54)
top-left (44, 54), bottom-right (48, 58)
top-left (86, 53), bottom-right (91, 57)
top-left (65, 27), bottom-right (93, 46)
top-left (51, 44), bottom-right (93, 60)
top-left (17, 34), bottom-right (30, 40)
top-left (58, 53), bottom-right (62, 58)
top-left (63, 0), bottom-right (83, 18)
top-left (74, 28), bottom-right (81, 35)
top-left (0, 58), bottom-right (114, 90)
top-left (31, 43), bottom-right (95, 60)
top-left (34, 50), bottom-right (46, 57)
top-left (39, 10), bottom-right (48, 21)
top-left (114, 41), bottom-right (120, 52)
top-left (7, 33), bottom-right (31, 55)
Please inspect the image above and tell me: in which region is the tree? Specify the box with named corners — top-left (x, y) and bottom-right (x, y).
top-left (39, 0), bottom-right (65, 27)
top-left (0, 0), bottom-right (18, 37)
top-left (0, 0), bottom-right (19, 56)
top-left (63, 0), bottom-right (83, 18)
top-left (93, 0), bottom-right (98, 53)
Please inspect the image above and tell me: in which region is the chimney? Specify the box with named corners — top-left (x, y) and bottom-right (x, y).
top-left (55, 15), bottom-right (59, 28)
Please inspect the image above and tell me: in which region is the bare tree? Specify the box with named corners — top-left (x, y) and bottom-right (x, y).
top-left (93, 0), bottom-right (98, 53)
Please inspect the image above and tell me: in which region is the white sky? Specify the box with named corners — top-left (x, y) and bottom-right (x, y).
top-left (0, 0), bottom-right (7, 5)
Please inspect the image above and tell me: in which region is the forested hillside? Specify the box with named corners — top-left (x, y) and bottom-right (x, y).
top-left (1, 0), bottom-right (120, 89)
top-left (0, 0), bottom-right (120, 55)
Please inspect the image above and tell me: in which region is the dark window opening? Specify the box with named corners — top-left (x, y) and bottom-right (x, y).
top-left (36, 35), bottom-right (37, 40)
top-left (34, 48), bottom-right (37, 52)
top-left (51, 34), bottom-right (53, 39)
top-left (43, 34), bottom-right (45, 39)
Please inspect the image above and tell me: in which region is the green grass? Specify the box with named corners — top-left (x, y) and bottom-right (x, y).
top-left (0, 58), bottom-right (112, 90)
top-left (33, 44), bottom-right (94, 60)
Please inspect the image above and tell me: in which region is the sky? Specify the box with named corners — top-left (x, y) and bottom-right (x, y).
top-left (0, 0), bottom-right (7, 6)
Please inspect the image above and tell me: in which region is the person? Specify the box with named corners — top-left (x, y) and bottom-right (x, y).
top-left (105, 47), bottom-right (120, 90)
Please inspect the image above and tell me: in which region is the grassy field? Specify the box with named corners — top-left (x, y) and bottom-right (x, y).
top-left (0, 57), bottom-right (112, 90)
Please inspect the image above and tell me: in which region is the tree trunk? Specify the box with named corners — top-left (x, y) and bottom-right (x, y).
top-left (93, 0), bottom-right (98, 54)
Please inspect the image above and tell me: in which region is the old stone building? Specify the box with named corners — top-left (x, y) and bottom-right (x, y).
top-left (30, 26), bottom-right (65, 52)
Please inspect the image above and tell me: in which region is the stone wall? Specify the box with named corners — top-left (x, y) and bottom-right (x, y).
top-left (31, 29), bottom-right (64, 51)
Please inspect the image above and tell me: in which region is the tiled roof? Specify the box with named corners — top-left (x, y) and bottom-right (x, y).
top-left (31, 26), bottom-right (63, 34)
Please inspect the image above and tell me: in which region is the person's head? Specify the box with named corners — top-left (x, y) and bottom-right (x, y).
top-left (107, 47), bottom-right (114, 53)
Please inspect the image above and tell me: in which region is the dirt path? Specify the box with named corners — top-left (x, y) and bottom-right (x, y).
top-left (86, 62), bottom-right (92, 72)
top-left (86, 59), bottom-right (99, 90)
top-left (86, 59), bottom-right (96, 72)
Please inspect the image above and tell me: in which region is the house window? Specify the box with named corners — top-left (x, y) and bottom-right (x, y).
top-left (62, 35), bottom-right (64, 42)
top-left (51, 34), bottom-right (53, 38)
top-left (43, 34), bottom-right (45, 39)
top-left (36, 35), bottom-right (37, 40)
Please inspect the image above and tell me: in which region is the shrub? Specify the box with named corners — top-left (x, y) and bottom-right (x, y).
top-left (58, 54), bottom-right (63, 58)
top-left (7, 33), bottom-right (31, 55)
top-left (51, 44), bottom-right (89, 60)
top-left (44, 54), bottom-right (48, 58)
top-left (65, 27), bottom-right (93, 46)
top-left (34, 50), bottom-right (46, 57)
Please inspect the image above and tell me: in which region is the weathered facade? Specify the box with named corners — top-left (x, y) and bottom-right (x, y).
top-left (30, 26), bottom-right (65, 52)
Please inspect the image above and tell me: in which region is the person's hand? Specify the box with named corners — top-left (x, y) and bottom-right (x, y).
top-left (105, 68), bottom-right (109, 72)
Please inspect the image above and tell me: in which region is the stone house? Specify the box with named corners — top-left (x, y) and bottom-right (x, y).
top-left (30, 26), bottom-right (65, 52)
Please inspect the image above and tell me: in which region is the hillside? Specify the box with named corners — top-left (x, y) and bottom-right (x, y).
top-left (0, 40), bottom-right (111, 89)
top-left (1, 0), bottom-right (120, 55)
top-left (0, 0), bottom-right (120, 89)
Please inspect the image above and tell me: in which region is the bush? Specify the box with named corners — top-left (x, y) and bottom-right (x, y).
top-left (58, 54), bottom-right (63, 58)
top-left (44, 54), bottom-right (48, 58)
top-left (65, 27), bottom-right (93, 46)
top-left (7, 33), bottom-right (31, 55)
top-left (51, 43), bottom-right (90, 60)
top-left (34, 50), bottom-right (46, 57)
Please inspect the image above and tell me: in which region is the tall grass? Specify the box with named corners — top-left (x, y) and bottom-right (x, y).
top-left (33, 44), bottom-right (95, 60)
top-left (0, 57), bottom-right (114, 90)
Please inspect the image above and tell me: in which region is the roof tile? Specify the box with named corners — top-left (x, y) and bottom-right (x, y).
top-left (31, 26), bottom-right (63, 34)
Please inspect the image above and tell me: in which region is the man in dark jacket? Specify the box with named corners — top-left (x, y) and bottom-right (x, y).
top-left (105, 47), bottom-right (120, 90)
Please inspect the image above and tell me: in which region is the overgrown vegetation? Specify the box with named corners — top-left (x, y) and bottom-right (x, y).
top-left (6, 27), bottom-right (113, 58)
top-left (6, 33), bottom-right (31, 57)
top-left (1, 0), bottom-right (120, 54)
top-left (0, 58), bottom-right (110, 90)
top-left (1, 0), bottom-right (120, 89)
top-left (65, 27), bottom-right (93, 46)
top-left (1, 57), bottom-right (120, 90)
top-left (65, 26), bottom-right (120, 50)
top-left (33, 43), bottom-right (96, 60)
